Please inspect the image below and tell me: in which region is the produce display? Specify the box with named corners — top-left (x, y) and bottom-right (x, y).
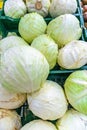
top-left (0, 0), bottom-right (87, 130)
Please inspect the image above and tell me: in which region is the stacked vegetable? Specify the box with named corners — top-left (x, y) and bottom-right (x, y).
top-left (0, 0), bottom-right (87, 130)
top-left (3, 0), bottom-right (77, 18)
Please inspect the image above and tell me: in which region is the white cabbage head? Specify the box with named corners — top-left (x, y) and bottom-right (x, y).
top-left (0, 83), bottom-right (26, 109)
top-left (58, 40), bottom-right (87, 69)
top-left (56, 109), bottom-right (87, 130)
top-left (4, 0), bottom-right (27, 18)
top-left (27, 80), bottom-right (68, 120)
top-left (49, 0), bottom-right (77, 17)
top-left (0, 109), bottom-right (21, 130)
top-left (21, 119), bottom-right (57, 130)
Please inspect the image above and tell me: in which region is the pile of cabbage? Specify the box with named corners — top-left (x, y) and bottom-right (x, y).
top-left (1, 35), bottom-right (87, 130)
top-left (4, 0), bottom-right (77, 18)
top-left (1, 0), bottom-right (87, 130)
top-left (3, 0), bottom-right (85, 70)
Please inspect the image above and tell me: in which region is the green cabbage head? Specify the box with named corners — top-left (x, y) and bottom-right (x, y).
top-left (64, 70), bottom-right (87, 114)
top-left (31, 34), bottom-right (58, 70)
top-left (47, 14), bottom-right (82, 48)
top-left (19, 12), bottom-right (47, 43)
top-left (0, 45), bottom-right (49, 93)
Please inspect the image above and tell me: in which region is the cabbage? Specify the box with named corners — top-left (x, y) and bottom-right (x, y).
top-left (19, 12), bottom-right (47, 43)
top-left (0, 109), bottom-right (21, 130)
top-left (21, 119), bottom-right (57, 130)
top-left (27, 80), bottom-right (68, 120)
top-left (26, 0), bottom-right (50, 17)
top-left (56, 109), bottom-right (87, 130)
top-left (0, 45), bottom-right (49, 93)
top-left (47, 14), bottom-right (82, 48)
top-left (58, 40), bottom-right (87, 69)
top-left (31, 34), bottom-right (58, 69)
top-left (4, 0), bottom-right (27, 18)
top-left (0, 35), bottom-right (28, 53)
top-left (49, 0), bottom-right (77, 17)
top-left (0, 83), bottom-right (26, 109)
top-left (64, 70), bottom-right (87, 114)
